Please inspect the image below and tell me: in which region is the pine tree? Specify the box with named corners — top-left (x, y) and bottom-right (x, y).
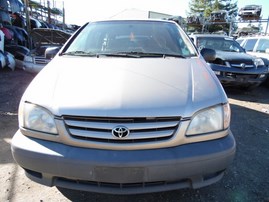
top-left (188, 0), bottom-right (238, 34)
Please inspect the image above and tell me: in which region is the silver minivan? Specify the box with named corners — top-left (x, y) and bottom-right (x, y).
top-left (11, 19), bottom-right (236, 194)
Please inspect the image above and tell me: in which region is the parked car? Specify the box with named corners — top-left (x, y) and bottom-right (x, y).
top-left (0, 50), bottom-right (16, 70)
top-left (3, 24), bottom-right (29, 47)
top-left (236, 36), bottom-right (269, 61)
top-left (30, 17), bottom-right (43, 29)
top-left (234, 26), bottom-right (260, 37)
top-left (238, 5), bottom-right (262, 20)
top-left (187, 14), bottom-right (203, 25)
top-left (5, 44), bottom-right (30, 69)
top-left (210, 10), bottom-right (229, 23)
top-left (23, 28), bottom-right (71, 73)
top-left (237, 35), bottom-right (269, 87)
top-left (11, 19), bottom-right (236, 195)
top-left (189, 34), bottom-right (268, 88)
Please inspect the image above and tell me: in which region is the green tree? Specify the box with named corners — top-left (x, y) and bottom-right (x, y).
top-left (188, 0), bottom-right (238, 34)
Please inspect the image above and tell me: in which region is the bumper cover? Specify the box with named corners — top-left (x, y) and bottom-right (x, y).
top-left (210, 64), bottom-right (268, 86)
top-left (23, 60), bottom-right (49, 73)
top-left (11, 130), bottom-right (236, 194)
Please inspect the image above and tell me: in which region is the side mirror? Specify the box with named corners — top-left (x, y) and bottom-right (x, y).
top-left (265, 48), bottom-right (269, 54)
top-left (45, 46), bottom-right (61, 59)
top-left (200, 48), bottom-right (216, 62)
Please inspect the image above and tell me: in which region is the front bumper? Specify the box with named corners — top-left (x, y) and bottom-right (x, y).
top-left (239, 11), bottom-right (260, 16)
top-left (23, 62), bottom-right (46, 73)
top-left (23, 57), bottom-right (51, 73)
top-left (210, 64), bottom-right (268, 86)
top-left (11, 130), bottom-right (236, 194)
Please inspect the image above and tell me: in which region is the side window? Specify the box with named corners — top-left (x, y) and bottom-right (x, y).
top-left (255, 39), bottom-right (269, 53)
top-left (244, 39), bottom-right (258, 51)
top-left (236, 39), bottom-right (243, 46)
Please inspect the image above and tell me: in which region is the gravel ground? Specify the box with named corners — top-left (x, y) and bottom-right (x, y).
top-left (0, 69), bottom-right (269, 202)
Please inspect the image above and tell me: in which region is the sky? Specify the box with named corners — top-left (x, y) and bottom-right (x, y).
top-left (51, 0), bottom-right (269, 30)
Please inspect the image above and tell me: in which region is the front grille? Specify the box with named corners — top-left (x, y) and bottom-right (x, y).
top-left (56, 177), bottom-right (189, 189)
top-left (229, 61), bottom-right (254, 69)
top-left (225, 72), bottom-right (258, 79)
top-left (63, 116), bottom-right (181, 143)
top-left (34, 56), bottom-right (51, 64)
top-left (54, 170), bottom-right (223, 193)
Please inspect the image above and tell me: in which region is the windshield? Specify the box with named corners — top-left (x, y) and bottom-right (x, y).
top-left (197, 37), bottom-right (245, 52)
top-left (63, 20), bottom-right (197, 57)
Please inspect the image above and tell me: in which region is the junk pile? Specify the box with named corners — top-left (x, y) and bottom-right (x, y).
top-left (0, 0), bottom-right (75, 73)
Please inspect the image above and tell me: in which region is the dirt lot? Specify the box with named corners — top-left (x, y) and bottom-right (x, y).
top-left (1, 69), bottom-right (269, 202)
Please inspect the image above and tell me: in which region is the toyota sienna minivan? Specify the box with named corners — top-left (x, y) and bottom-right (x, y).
top-left (11, 19), bottom-right (236, 194)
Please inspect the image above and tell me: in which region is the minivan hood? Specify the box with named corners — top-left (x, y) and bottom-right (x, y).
top-left (22, 56), bottom-right (226, 118)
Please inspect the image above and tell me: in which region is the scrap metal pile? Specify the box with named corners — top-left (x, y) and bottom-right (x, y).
top-left (0, 0), bottom-right (74, 72)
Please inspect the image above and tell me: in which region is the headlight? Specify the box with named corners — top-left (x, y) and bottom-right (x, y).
top-left (19, 102), bottom-right (57, 134)
top-left (186, 103), bottom-right (230, 136)
top-left (253, 58), bottom-right (264, 67)
top-left (24, 55), bottom-right (34, 63)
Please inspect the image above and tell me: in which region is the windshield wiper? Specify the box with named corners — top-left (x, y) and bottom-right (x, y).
top-left (98, 52), bottom-right (185, 58)
top-left (97, 52), bottom-right (142, 58)
top-left (60, 51), bottom-right (96, 56)
top-left (121, 52), bottom-right (185, 58)
top-left (162, 53), bottom-right (185, 58)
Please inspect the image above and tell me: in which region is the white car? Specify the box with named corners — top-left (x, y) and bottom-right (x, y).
top-left (238, 5), bottom-right (262, 20)
top-left (237, 36), bottom-right (269, 86)
top-left (236, 36), bottom-right (269, 61)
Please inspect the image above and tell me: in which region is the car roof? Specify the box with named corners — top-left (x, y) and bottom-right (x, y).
top-left (241, 4), bottom-right (261, 8)
top-left (237, 36), bottom-right (269, 40)
top-left (190, 34), bottom-right (233, 39)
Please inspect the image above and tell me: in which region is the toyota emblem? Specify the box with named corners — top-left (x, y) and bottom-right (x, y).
top-left (240, 63), bottom-right (246, 69)
top-left (112, 126), bottom-right (130, 138)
